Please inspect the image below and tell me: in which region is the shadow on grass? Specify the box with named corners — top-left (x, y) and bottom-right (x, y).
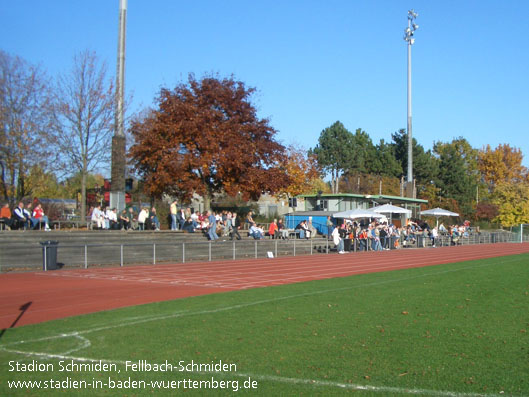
top-left (0, 301), bottom-right (32, 339)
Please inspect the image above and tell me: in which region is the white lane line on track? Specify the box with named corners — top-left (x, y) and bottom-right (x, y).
top-left (2, 256), bottom-right (519, 344)
top-left (2, 258), bottom-right (523, 396)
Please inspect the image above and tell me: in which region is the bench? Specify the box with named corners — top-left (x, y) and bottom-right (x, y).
top-left (52, 219), bottom-right (91, 230)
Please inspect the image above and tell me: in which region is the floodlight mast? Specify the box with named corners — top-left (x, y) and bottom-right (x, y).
top-left (110, 0), bottom-right (127, 212)
top-left (403, 9), bottom-right (418, 195)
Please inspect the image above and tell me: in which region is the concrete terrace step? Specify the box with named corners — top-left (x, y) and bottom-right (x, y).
top-left (0, 230), bottom-right (330, 272)
top-left (0, 230), bottom-right (246, 244)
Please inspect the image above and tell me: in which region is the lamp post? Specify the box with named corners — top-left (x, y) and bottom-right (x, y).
top-left (404, 9), bottom-right (418, 197)
top-left (110, 0), bottom-right (127, 212)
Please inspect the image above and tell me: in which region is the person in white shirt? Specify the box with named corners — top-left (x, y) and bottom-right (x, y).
top-left (13, 202), bottom-right (31, 229)
top-left (104, 207), bottom-right (113, 229)
top-left (138, 207), bottom-right (149, 231)
top-left (108, 208), bottom-right (118, 230)
top-left (431, 227), bottom-right (439, 247)
top-left (91, 205), bottom-right (104, 230)
top-left (332, 225), bottom-right (345, 254)
top-left (249, 222), bottom-right (263, 240)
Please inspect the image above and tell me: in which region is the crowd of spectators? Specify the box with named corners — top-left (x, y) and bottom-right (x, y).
top-left (0, 201), bottom-right (51, 231)
top-left (329, 218), bottom-right (475, 253)
top-left (1, 198), bottom-right (476, 253)
top-left (88, 205), bottom-right (162, 231)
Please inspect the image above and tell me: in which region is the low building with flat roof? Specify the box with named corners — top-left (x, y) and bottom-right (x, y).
top-left (285, 193), bottom-right (428, 231)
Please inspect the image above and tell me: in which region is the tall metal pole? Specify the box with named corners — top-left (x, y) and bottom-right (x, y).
top-left (111, 0), bottom-right (127, 212)
top-left (404, 10), bottom-right (418, 197)
top-left (116, 0), bottom-right (126, 139)
top-left (407, 20), bottom-right (413, 185)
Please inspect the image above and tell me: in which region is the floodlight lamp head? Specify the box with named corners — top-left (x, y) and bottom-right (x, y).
top-left (412, 23), bottom-right (419, 30)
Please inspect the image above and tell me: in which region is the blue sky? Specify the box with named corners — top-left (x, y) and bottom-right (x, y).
top-left (2, 0), bottom-right (529, 167)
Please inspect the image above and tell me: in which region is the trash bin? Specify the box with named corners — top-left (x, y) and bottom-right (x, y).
top-left (40, 241), bottom-right (59, 270)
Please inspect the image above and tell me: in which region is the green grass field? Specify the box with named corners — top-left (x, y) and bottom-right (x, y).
top-left (1, 253), bottom-right (529, 396)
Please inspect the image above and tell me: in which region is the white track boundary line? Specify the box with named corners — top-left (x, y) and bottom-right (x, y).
top-left (1, 257), bottom-right (523, 397)
top-left (0, 348), bottom-right (503, 397)
top-left (1, 256), bottom-right (519, 344)
top-left (33, 247), bottom-right (527, 289)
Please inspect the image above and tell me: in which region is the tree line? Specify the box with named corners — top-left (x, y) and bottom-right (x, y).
top-left (2, 49), bottom-right (528, 226)
top-left (0, 50), bottom-right (115, 218)
top-left (310, 121), bottom-right (529, 226)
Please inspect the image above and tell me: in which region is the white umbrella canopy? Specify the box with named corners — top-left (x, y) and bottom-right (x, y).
top-left (372, 204), bottom-right (412, 214)
top-left (420, 207), bottom-right (459, 227)
top-left (420, 208), bottom-right (459, 217)
top-left (332, 208), bottom-right (385, 219)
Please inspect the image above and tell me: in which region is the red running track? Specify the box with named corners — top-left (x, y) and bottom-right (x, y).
top-left (1, 243), bottom-right (528, 329)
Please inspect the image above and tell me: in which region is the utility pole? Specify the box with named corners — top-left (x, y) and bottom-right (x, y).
top-left (110, 0), bottom-right (127, 211)
top-left (404, 9), bottom-right (418, 198)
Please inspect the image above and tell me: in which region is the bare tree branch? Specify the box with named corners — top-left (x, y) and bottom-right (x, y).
top-left (0, 50), bottom-right (51, 201)
top-left (49, 50), bottom-right (115, 217)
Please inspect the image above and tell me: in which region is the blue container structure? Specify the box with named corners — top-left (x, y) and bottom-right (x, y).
top-left (284, 211), bottom-right (335, 236)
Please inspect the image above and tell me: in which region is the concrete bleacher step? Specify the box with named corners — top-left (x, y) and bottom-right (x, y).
top-left (0, 230), bottom-right (329, 272)
top-left (0, 230), bottom-right (256, 245)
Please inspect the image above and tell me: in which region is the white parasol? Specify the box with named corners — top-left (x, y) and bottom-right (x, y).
top-left (420, 207), bottom-right (459, 227)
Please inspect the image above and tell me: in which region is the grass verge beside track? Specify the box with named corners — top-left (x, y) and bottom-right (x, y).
top-left (1, 253), bottom-right (529, 396)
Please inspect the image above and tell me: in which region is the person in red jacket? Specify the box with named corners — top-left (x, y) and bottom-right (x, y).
top-left (268, 219), bottom-right (278, 239)
top-left (32, 203), bottom-right (51, 230)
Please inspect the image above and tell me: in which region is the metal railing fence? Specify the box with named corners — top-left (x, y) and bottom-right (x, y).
top-left (0, 230), bottom-right (524, 273)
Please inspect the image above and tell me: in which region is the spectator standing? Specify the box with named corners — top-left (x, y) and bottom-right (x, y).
top-left (332, 225), bottom-right (345, 254)
top-left (138, 207), bottom-right (149, 230)
top-left (177, 208), bottom-right (186, 230)
top-left (207, 211), bottom-right (219, 240)
top-left (379, 225), bottom-right (388, 250)
top-left (224, 212), bottom-right (232, 237)
top-left (268, 219), bottom-right (278, 239)
top-left (245, 211), bottom-right (254, 229)
top-left (230, 213), bottom-right (242, 240)
top-left (170, 200), bottom-right (178, 230)
top-left (326, 216), bottom-right (333, 239)
top-left (150, 207), bottom-right (160, 230)
top-left (307, 217), bottom-right (317, 239)
top-left (277, 219), bottom-right (288, 239)
top-left (431, 227), bottom-right (438, 247)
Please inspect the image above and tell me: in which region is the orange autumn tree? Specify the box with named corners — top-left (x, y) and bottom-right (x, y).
top-left (129, 75), bottom-right (289, 209)
top-left (478, 144), bottom-right (528, 192)
top-left (277, 145), bottom-right (322, 199)
top-left (478, 144), bottom-right (529, 226)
